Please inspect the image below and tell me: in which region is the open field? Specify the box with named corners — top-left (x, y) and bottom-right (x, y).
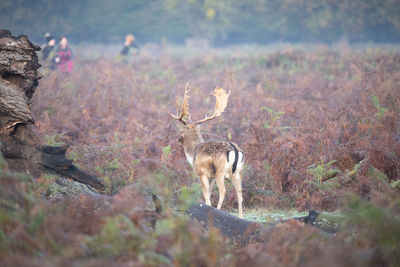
top-left (1, 43), bottom-right (400, 266)
top-left (35, 43), bottom-right (400, 211)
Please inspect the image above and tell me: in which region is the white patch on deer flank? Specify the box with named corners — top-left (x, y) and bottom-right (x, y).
top-left (237, 152), bottom-right (244, 170)
top-left (228, 150), bottom-right (236, 164)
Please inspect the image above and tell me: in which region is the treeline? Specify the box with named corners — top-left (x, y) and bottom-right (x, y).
top-left (1, 0), bottom-right (400, 44)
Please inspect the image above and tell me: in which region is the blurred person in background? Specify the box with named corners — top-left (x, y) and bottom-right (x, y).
top-left (41, 32), bottom-right (56, 61)
top-left (119, 34), bottom-right (140, 57)
top-left (53, 36), bottom-right (73, 73)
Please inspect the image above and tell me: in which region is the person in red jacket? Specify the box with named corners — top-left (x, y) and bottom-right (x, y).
top-left (53, 37), bottom-right (73, 73)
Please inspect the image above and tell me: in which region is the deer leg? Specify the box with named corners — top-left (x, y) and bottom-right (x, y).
top-left (210, 178), bottom-right (216, 195)
top-left (200, 175), bottom-right (211, 206)
top-left (232, 172), bottom-right (243, 218)
top-left (207, 178), bottom-right (216, 206)
top-left (215, 171), bottom-right (226, 210)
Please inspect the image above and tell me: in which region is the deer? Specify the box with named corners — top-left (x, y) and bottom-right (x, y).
top-left (170, 82), bottom-right (244, 218)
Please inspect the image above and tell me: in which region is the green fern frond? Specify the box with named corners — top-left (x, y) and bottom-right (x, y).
top-left (391, 180), bottom-right (400, 189)
top-left (322, 169), bottom-right (341, 181)
top-left (307, 159), bottom-right (341, 185)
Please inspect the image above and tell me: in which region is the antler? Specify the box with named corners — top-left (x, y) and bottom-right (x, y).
top-left (193, 87), bottom-right (230, 125)
top-left (170, 82), bottom-right (191, 123)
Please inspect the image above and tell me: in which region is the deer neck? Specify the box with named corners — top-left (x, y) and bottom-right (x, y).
top-left (183, 133), bottom-right (204, 166)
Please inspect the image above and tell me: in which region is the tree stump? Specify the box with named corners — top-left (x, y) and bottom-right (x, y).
top-left (0, 29), bottom-right (104, 190)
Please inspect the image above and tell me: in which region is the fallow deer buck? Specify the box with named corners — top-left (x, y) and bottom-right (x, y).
top-left (170, 83), bottom-right (244, 218)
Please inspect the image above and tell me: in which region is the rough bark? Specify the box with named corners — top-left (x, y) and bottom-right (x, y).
top-left (0, 29), bottom-right (40, 128)
top-left (0, 29), bottom-right (104, 191)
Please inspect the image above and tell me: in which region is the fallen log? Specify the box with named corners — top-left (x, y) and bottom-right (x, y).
top-left (187, 202), bottom-right (264, 244)
top-left (0, 29), bottom-right (104, 190)
top-left (150, 192), bottom-right (320, 245)
top-left (186, 203), bottom-right (320, 243)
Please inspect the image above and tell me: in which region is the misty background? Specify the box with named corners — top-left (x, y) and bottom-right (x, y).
top-left (1, 0), bottom-right (400, 45)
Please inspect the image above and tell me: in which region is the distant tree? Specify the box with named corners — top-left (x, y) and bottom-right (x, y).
top-left (1, 0), bottom-right (399, 44)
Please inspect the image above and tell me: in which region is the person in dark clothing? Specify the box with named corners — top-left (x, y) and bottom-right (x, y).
top-left (41, 32), bottom-right (56, 60)
top-left (120, 34), bottom-right (140, 56)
